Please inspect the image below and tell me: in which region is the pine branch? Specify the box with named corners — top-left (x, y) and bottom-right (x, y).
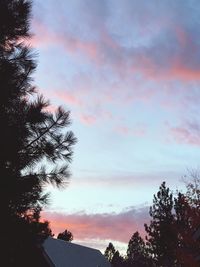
top-left (24, 112), bottom-right (63, 149)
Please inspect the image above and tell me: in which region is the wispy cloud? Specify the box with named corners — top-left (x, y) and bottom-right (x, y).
top-left (170, 121), bottom-right (200, 146)
top-left (42, 206), bottom-right (149, 244)
top-left (32, 0), bottom-right (200, 81)
top-left (32, 1), bottom-right (200, 134)
top-left (79, 114), bottom-right (97, 125)
top-left (72, 171), bottom-right (181, 189)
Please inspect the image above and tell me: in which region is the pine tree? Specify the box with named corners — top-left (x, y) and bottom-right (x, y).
top-left (174, 192), bottom-right (200, 266)
top-left (126, 231), bottom-right (148, 267)
top-left (57, 229), bottom-right (73, 242)
top-left (0, 1), bottom-right (76, 265)
top-left (144, 182), bottom-right (177, 267)
top-left (112, 250), bottom-right (124, 267)
top-left (104, 242), bottom-right (116, 263)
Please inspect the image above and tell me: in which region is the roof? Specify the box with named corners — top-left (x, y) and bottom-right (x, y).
top-left (42, 237), bottom-right (111, 267)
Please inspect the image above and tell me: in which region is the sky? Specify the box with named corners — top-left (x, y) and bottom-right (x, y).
top-left (31, 0), bottom-right (200, 253)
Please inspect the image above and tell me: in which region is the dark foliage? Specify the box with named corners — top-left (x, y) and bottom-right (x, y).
top-left (144, 182), bottom-right (177, 267)
top-left (126, 231), bottom-right (149, 267)
top-left (105, 243), bottom-right (125, 267)
top-left (0, 1), bottom-right (76, 266)
top-left (57, 229), bottom-right (73, 242)
top-left (104, 242), bottom-right (116, 263)
top-left (173, 180), bottom-right (200, 267)
top-left (112, 250), bottom-right (124, 267)
top-left (106, 180), bottom-right (200, 267)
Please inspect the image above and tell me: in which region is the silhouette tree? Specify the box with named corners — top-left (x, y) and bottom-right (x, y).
top-left (144, 182), bottom-right (177, 267)
top-left (103, 179), bottom-right (200, 267)
top-left (57, 229), bottom-right (73, 242)
top-left (0, 0), bottom-right (76, 266)
top-left (104, 242), bottom-right (116, 263)
top-left (174, 191), bottom-right (200, 266)
top-left (126, 231), bottom-right (148, 267)
top-left (112, 250), bottom-right (124, 267)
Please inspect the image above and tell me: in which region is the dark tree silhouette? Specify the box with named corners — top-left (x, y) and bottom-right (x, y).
top-left (174, 191), bottom-right (200, 266)
top-left (103, 179), bottom-right (200, 267)
top-left (144, 179), bottom-right (200, 267)
top-left (126, 231), bottom-right (148, 267)
top-left (112, 250), bottom-right (124, 267)
top-left (57, 229), bottom-right (73, 242)
top-left (0, 0), bottom-right (76, 266)
top-left (144, 182), bottom-right (177, 267)
top-left (105, 243), bottom-right (124, 267)
top-left (103, 178), bottom-right (200, 267)
top-left (104, 242), bottom-right (116, 263)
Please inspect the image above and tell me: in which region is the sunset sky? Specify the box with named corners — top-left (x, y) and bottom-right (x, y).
top-left (31, 0), bottom-right (200, 253)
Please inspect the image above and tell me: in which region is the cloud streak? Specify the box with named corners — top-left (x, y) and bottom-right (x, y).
top-left (32, 0), bottom-right (200, 134)
top-left (42, 206), bottom-right (149, 244)
top-left (32, 0), bottom-right (200, 82)
top-left (170, 121), bottom-right (200, 146)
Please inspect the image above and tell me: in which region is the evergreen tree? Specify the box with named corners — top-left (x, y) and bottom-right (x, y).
top-left (144, 182), bottom-right (177, 267)
top-left (0, 1), bottom-right (76, 265)
top-left (112, 250), bottom-right (124, 267)
top-left (57, 229), bottom-right (73, 242)
top-left (174, 192), bottom-right (200, 266)
top-left (126, 231), bottom-right (148, 267)
top-left (104, 242), bottom-right (116, 263)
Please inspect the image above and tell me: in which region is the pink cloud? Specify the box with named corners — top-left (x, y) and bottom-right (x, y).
top-left (38, 86), bottom-right (115, 126)
top-left (170, 121), bottom-right (200, 146)
top-left (31, 20), bottom-right (200, 82)
top-left (130, 57), bottom-right (200, 82)
top-left (42, 206), bottom-right (149, 244)
top-left (31, 20), bottom-right (100, 62)
top-left (55, 90), bottom-right (83, 106)
top-left (77, 110), bottom-right (113, 126)
top-left (30, 18), bottom-right (200, 133)
top-left (79, 114), bottom-right (97, 125)
top-left (66, 39), bottom-right (98, 62)
top-left (31, 0), bottom-right (200, 85)
top-left (169, 66), bottom-right (200, 81)
top-left (30, 20), bottom-right (56, 48)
